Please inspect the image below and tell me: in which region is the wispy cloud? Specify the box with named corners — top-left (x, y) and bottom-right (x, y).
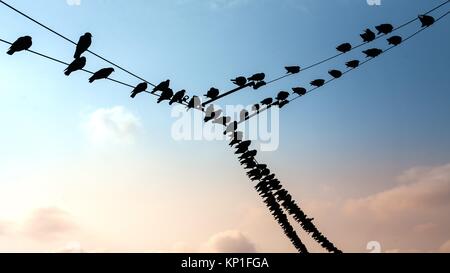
top-left (82, 106), bottom-right (141, 145)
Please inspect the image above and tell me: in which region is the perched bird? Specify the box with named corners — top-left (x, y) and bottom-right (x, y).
top-left (336, 43), bottom-right (352, 53)
top-left (292, 87), bottom-right (307, 96)
top-left (236, 140), bottom-right (252, 152)
top-left (74, 33), bottom-right (92, 59)
top-left (248, 73), bottom-right (265, 82)
top-left (204, 87), bottom-right (220, 100)
top-left (277, 100), bottom-right (289, 109)
top-left (363, 48), bottom-right (383, 58)
top-left (89, 67), bottom-right (114, 83)
top-left (157, 88), bottom-right (174, 104)
top-left (285, 66), bottom-right (301, 74)
top-left (346, 60), bottom-right (360, 69)
top-left (240, 109), bottom-right (249, 121)
top-left (235, 145), bottom-right (250, 155)
top-left (276, 91), bottom-right (290, 101)
top-left (419, 15), bottom-right (435, 27)
top-left (328, 69), bottom-right (342, 78)
top-left (64, 57), bottom-right (86, 76)
top-left (310, 79), bottom-right (325, 87)
top-left (239, 150), bottom-right (257, 161)
top-left (261, 98), bottom-right (273, 106)
top-left (252, 81), bottom-right (267, 90)
top-left (260, 168), bottom-right (271, 177)
top-left (130, 82), bottom-right (148, 98)
top-left (231, 76), bottom-right (247, 87)
top-left (169, 90), bottom-right (187, 105)
top-left (244, 161), bottom-right (257, 170)
top-left (387, 36), bottom-right (402, 46)
top-left (252, 104), bottom-right (260, 113)
top-left (375, 24), bottom-right (394, 35)
top-left (152, 80), bottom-right (170, 94)
top-left (7, 36), bottom-right (32, 55)
top-left (360, 29), bottom-right (376, 42)
top-left (186, 95), bottom-right (201, 111)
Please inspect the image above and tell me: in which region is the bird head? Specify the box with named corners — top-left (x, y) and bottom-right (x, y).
top-left (85, 32), bottom-right (93, 37)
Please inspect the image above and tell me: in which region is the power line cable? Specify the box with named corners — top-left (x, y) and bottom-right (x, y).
top-left (238, 9), bottom-right (450, 126)
top-left (0, 0), bottom-right (157, 87)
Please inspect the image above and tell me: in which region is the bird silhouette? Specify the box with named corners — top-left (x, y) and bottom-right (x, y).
top-left (248, 73), bottom-right (265, 82)
top-left (157, 88), bottom-right (174, 104)
top-left (7, 36), bottom-right (32, 55)
top-left (276, 91), bottom-right (290, 101)
top-left (285, 66), bottom-right (301, 74)
top-left (89, 67), bottom-right (114, 83)
top-left (204, 87), bottom-right (220, 100)
top-left (186, 95), bottom-right (202, 111)
top-left (64, 57), bottom-right (86, 76)
top-left (310, 79), bottom-right (325, 87)
top-left (231, 76), bottom-right (247, 87)
top-left (152, 80), bottom-right (170, 94)
top-left (346, 60), bottom-right (360, 69)
top-left (292, 87), bottom-right (307, 96)
top-left (170, 90), bottom-right (188, 105)
top-left (252, 104), bottom-right (260, 113)
top-left (363, 48), bottom-right (383, 58)
top-left (74, 33), bottom-right (92, 59)
top-left (419, 15), bottom-right (435, 27)
top-left (375, 24), bottom-right (394, 35)
top-left (239, 150), bottom-right (257, 161)
top-left (252, 81), bottom-right (267, 90)
top-left (277, 100), bottom-right (290, 109)
top-left (235, 140), bottom-right (252, 152)
top-left (130, 82), bottom-right (148, 98)
top-left (387, 35), bottom-right (402, 46)
top-left (230, 138), bottom-right (241, 148)
top-left (336, 43), bottom-right (352, 53)
top-left (235, 145), bottom-right (249, 155)
top-left (240, 109), bottom-right (249, 121)
top-left (360, 29), bottom-right (376, 42)
top-left (244, 161), bottom-right (257, 170)
top-left (261, 98), bottom-right (273, 106)
top-left (328, 69), bottom-right (342, 78)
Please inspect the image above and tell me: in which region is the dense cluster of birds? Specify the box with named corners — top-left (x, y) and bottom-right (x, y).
top-left (228, 131), bottom-right (342, 253)
top-left (3, 0), bottom-right (447, 253)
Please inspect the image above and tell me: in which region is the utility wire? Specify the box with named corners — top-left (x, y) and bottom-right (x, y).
top-left (238, 10), bottom-right (450, 126)
top-left (0, 38), bottom-right (198, 106)
top-left (204, 0), bottom-right (449, 106)
top-left (0, 0), bottom-right (157, 87)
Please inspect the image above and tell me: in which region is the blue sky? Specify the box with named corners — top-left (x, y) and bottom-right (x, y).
top-left (0, 0), bottom-right (449, 252)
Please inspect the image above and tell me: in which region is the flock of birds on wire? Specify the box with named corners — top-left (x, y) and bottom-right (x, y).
top-left (2, 0), bottom-right (446, 253)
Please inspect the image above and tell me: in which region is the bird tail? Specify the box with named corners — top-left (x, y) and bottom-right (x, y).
top-left (7, 49), bottom-right (14, 55)
top-left (130, 92), bottom-right (136, 99)
top-left (64, 69), bottom-right (71, 76)
top-left (74, 52), bottom-right (80, 59)
top-left (88, 77), bottom-right (95, 83)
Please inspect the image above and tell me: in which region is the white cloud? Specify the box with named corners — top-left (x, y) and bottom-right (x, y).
top-left (202, 230), bottom-right (256, 253)
top-left (82, 106), bottom-right (141, 145)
